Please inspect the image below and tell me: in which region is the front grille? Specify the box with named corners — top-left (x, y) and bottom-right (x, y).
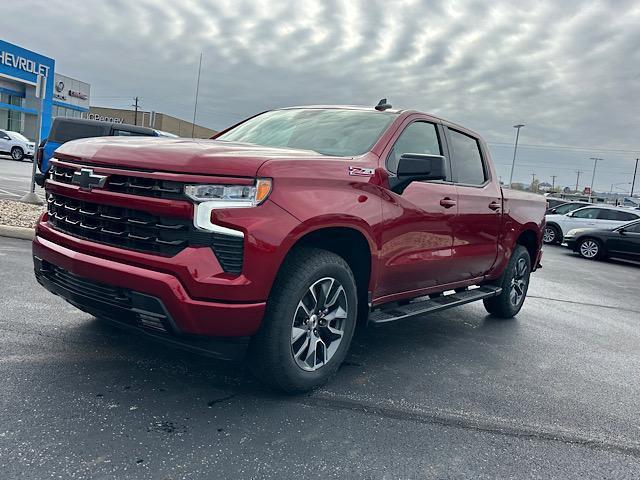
top-left (47, 192), bottom-right (193, 256)
top-left (49, 164), bottom-right (185, 200)
top-left (46, 192), bottom-right (245, 273)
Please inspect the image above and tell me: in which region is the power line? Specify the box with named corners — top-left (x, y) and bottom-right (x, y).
top-left (488, 141), bottom-right (640, 155)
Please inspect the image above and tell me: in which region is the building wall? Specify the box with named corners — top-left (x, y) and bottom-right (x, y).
top-left (87, 106), bottom-right (216, 138)
top-left (0, 40), bottom-right (55, 141)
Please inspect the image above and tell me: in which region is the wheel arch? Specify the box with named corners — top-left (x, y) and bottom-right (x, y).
top-left (516, 228), bottom-right (539, 266)
top-left (278, 222), bottom-right (376, 314)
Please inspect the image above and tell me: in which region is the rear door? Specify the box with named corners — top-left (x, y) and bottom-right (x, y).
top-left (378, 118), bottom-right (458, 297)
top-left (446, 127), bottom-right (502, 280)
top-left (596, 209), bottom-right (640, 230)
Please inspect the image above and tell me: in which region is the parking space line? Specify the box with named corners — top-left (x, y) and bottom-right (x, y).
top-left (528, 295), bottom-right (640, 314)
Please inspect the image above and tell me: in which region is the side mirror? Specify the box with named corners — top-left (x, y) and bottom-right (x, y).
top-left (618, 228), bottom-right (626, 235)
top-left (390, 153), bottom-right (447, 194)
top-left (548, 208), bottom-right (557, 214)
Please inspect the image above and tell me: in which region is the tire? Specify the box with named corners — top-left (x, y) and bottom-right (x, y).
top-left (11, 147), bottom-right (24, 161)
top-left (248, 247), bottom-right (358, 394)
top-left (483, 245), bottom-right (531, 318)
top-left (543, 224), bottom-right (561, 244)
top-left (577, 237), bottom-right (601, 260)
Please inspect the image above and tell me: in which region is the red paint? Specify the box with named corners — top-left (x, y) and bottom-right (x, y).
top-left (34, 107), bottom-right (545, 337)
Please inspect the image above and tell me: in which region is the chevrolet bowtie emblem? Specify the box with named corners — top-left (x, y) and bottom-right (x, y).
top-left (71, 168), bottom-right (107, 191)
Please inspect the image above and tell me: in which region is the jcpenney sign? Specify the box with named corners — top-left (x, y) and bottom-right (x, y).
top-left (85, 113), bottom-right (124, 124)
top-left (0, 50), bottom-right (50, 78)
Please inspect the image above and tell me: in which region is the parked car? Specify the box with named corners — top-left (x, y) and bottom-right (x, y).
top-left (545, 197), bottom-right (567, 211)
top-left (563, 219), bottom-right (640, 260)
top-left (545, 206), bottom-right (640, 244)
top-left (0, 129), bottom-right (35, 161)
top-left (36, 117), bottom-right (178, 175)
top-left (543, 201), bottom-right (591, 243)
top-left (33, 103), bottom-right (546, 393)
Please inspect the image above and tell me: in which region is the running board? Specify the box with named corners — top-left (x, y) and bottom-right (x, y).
top-left (368, 286), bottom-right (502, 325)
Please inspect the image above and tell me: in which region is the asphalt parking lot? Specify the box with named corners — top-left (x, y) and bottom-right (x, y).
top-left (0, 157), bottom-right (44, 201)
top-left (1, 238), bottom-right (640, 479)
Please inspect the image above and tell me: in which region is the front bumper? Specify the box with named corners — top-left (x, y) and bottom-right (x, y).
top-left (33, 235), bottom-right (266, 337)
top-left (563, 238), bottom-right (578, 250)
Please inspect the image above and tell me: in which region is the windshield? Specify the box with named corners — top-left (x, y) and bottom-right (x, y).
top-left (10, 132), bottom-right (30, 142)
top-left (216, 108), bottom-right (396, 156)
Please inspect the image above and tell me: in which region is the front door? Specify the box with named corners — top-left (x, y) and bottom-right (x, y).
top-left (607, 222), bottom-right (640, 258)
top-left (377, 119), bottom-right (458, 298)
top-left (446, 128), bottom-right (501, 280)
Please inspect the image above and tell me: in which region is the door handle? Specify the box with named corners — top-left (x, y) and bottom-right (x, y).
top-left (488, 201), bottom-right (501, 211)
top-left (440, 197), bottom-right (456, 208)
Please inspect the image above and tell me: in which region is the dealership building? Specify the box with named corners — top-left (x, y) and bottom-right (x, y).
top-left (1, 39), bottom-right (214, 141)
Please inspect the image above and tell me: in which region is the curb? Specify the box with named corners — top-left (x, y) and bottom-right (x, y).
top-left (0, 225), bottom-right (35, 240)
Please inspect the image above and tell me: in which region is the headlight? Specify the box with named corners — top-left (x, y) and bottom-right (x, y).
top-left (184, 178), bottom-right (272, 207)
top-left (565, 229), bottom-right (584, 237)
top-left (186, 179), bottom-right (272, 235)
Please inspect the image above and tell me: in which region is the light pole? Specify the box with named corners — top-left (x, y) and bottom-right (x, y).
top-left (632, 158), bottom-right (638, 197)
top-left (588, 157), bottom-right (603, 202)
top-left (508, 124), bottom-right (525, 188)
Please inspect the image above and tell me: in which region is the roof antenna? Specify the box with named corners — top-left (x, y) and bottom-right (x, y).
top-left (375, 98), bottom-right (392, 111)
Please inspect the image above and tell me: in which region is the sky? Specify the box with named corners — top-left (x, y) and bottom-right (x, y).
top-left (3, 0), bottom-right (640, 192)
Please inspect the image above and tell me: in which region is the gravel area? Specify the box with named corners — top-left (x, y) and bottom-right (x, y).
top-left (0, 200), bottom-right (44, 229)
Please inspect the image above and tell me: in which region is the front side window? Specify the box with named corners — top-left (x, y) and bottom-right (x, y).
top-left (555, 203), bottom-right (587, 215)
top-left (386, 121), bottom-right (442, 175)
top-left (624, 222), bottom-right (640, 233)
top-left (217, 108), bottom-right (396, 157)
top-left (571, 208), bottom-right (600, 219)
top-left (448, 128), bottom-right (486, 185)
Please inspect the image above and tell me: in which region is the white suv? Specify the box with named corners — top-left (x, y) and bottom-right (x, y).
top-left (0, 129), bottom-right (35, 161)
top-left (545, 205), bottom-right (640, 244)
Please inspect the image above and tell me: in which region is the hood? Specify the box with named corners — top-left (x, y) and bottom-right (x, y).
top-left (54, 136), bottom-right (332, 177)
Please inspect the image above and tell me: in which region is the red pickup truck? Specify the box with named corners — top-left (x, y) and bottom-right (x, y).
top-left (33, 103), bottom-right (545, 392)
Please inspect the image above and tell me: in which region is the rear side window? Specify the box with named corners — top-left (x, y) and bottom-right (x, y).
top-left (625, 223), bottom-right (640, 233)
top-left (571, 208), bottom-right (600, 219)
top-left (448, 129), bottom-right (487, 185)
top-left (386, 122), bottom-right (442, 175)
top-left (48, 122), bottom-right (107, 143)
top-left (598, 209), bottom-right (639, 221)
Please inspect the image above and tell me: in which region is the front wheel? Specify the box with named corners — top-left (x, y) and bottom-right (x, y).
top-left (483, 245), bottom-right (531, 318)
top-left (577, 238), bottom-right (601, 260)
top-left (248, 248), bottom-right (358, 393)
top-left (11, 147), bottom-right (24, 161)
top-left (543, 224), bottom-right (561, 244)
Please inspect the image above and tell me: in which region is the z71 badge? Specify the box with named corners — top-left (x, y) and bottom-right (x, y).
top-left (349, 166), bottom-right (375, 176)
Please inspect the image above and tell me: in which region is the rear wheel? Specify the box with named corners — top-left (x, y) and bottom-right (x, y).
top-left (577, 238), bottom-right (601, 260)
top-left (11, 147), bottom-right (24, 161)
top-left (543, 224), bottom-right (561, 244)
top-left (483, 245), bottom-right (531, 318)
top-left (248, 248), bottom-right (358, 393)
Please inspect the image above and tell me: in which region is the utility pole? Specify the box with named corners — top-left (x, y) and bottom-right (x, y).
top-left (575, 170), bottom-right (583, 193)
top-left (530, 172), bottom-right (536, 192)
top-left (551, 175), bottom-right (557, 192)
top-left (192, 52), bottom-right (203, 139)
top-left (508, 124), bottom-right (525, 187)
top-left (588, 157), bottom-right (603, 202)
top-left (632, 158), bottom-right (638, 197)
top-left (133, 96), bottom-right (140, 125)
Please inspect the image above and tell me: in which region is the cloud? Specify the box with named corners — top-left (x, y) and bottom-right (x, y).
top-left (3, 0), bottom-right (639, 189)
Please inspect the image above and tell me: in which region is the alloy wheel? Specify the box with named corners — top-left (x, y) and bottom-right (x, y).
top-left (543, 226), bottom-right (556, 243)
top-left (509, 257), bottom-right (529, 307)
top-left (579, 240), bottom-right (599, 258)
top-left (11, 148), bottom-right (23, 160)
top-left (291, 277), bottom-right (348, 372)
